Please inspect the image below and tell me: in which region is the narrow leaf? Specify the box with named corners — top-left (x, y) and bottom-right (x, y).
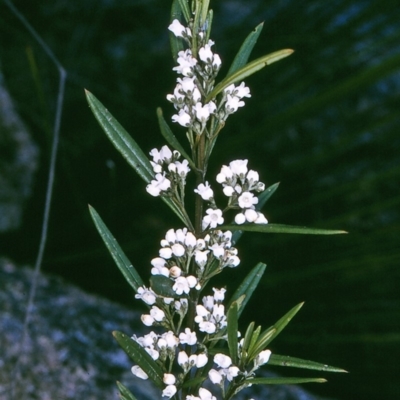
top-left (257, 182), bottom-right (280, 209)
top-left (177, 0), bottom-right (190, 22)
top-left (223, 223), bottom-right (347, 235)
top-left (156, 108), bottom-right (194, 168)
top-left (85, 90), bottom-right (153, 183)
top-left (89, 205), bottom-right (144, 292)
top-left (86, 90), bottom-right (189, 225)
top-left (241, 322), bottom-right (255, 356)
top-left (227, 22), bottom-right (264, 76)
top-left (246, 377), bottom-right (327, 385)
top-left (269, 354), bottom-right (347, 373)
top-left (227, 263), bottom-right (266, 318)
top-left (113, 331), bottom-right (164, 388)
top-left (227, 302), bottom-right (239, 364)
top-left (116, 381), bottom-right (137, 400)
top-left (206, 49), bottom-right (294, 101)
top-left (260, 303), bottom-right (304, 351)
top-left (181, 376), bottom-right (206, 388)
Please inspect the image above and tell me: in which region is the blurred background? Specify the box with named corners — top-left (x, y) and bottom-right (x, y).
top-left (0, 0), bottom-right (399, 399)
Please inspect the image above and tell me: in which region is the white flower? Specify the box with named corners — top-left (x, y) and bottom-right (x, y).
top-left (235, 82), bottom-right (251, 98)
top-left (146, 173), bottom-right (171, 196)
top-left (178, 350), bottom-right (189, 366)
top-left (255, 212), bottom-right (268, 224)
top-left (244, 208), bottom-right (258, 222)
top-left (174, 50), bottom-right (197, 76)
top-left (168, 19), bottom-right (186, 37)
top-left (145, 347), bottom-right (160, 360)
top-left (209, 243), bottom-right (225, 258)
top-left (151, 257), bottom-right (169, 276)
top-left (186, 275), bottom-right (198, 288)
top-left (135, 286), bottom-right (156, 305)
top-left (198, 320), bottom-right (216, 334)
top-left (163, 373), bottom-right (176, 385)
top-left (246, 169), bottom-right (259, 183)
top-left (196, 353), bottom-right (208, 368)
top-left (177, 77), bottom-right (197, 93)
top-left (216, 165), bottom-right (233, 183)
top-left (214, 353), bottom-right (232, 369)
top-left (198, 388), bottom-right (217, 400)
top-left (213, 287), bottom-right (226, 301)
top-left (209, 368), bottom-right (223, 384)
top-left (150, 306), bottom-right (165, 322)
top-left (179, 328), bottom-right (197, 345)
top-left (141, 314), bottom-right (155, 326)
top-left (194, 182), bottom-right (214, 200)
top-left (159, 247), bottom-right (173, 259)
top-left (131, 365), bottom-right (149, 380)
top-left (221, 186), bottom-right (234, 197)
top-left (162, 384), bottom-right (177, 398)
top-left (194, 102), bottom-right (213, 122)
top-left (185, 231), bottom-right (197, 247)
top-left (171, 243), bottom-right (185, 257)
top-left (199, 42), bottom-right (214, 62)
top-left (172, 108), bottom-right (191, 127)
top-left (196, 304), bottom-right (209, 318)
top-left (225, 366), bottom-right (240, 381)
top-left (255, 349), bottom-right (271, 367)
top-left (226, 94), bottom-right (244, 113)
top-left (229, 159), bottom-right (248, 176)
top-left (234, 213), bottom-right (246, 225)
top-left (194, 249), bottom-right (209, 267)
top-left (169, 266), bottom-right (182, 278)
top-left (173, 276), bottom-right (191, 295)
top-left (202, 208), bottom-right (224, 230)
top-left (162, 331), bottom-right (179, 349)
top-left (174, 159), bottom-right (190, 177)
top-left (238, 192), bottom-right (258, 209)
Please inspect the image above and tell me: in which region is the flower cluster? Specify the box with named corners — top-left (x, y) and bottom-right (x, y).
top-left (167, 19), bottom-right (251, 138)
top-left (146, 145), bottom-right (190, 197)
top-left (216, 160), bottom-right (268, 225)
top-left (195, 288), bottom-right (227, 334)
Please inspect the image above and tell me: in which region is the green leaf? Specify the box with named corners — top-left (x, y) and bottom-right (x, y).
top-left (227, 263), bottom-right (266, 318)
top-left (269, 354), bottom-right (348, 373)
top-left (223, 223), bottom-right (347, 235)
top-left (206, 49), bottom-right (294, 102)
top-left (232, 182), bottom-right (280, 245)
top-left (176, 0), bottom-right (190, 22)
top-left (227, 22), bottom-right (264, 76)
top-left (249, 303), bottom-right (304, 359)
top-left (116, 381), bottom-right (137, 400)
top-left (85, 90), bottom-right (153, 183)
top-left (170, 0), bottom-right (185, 60)
top-left (150, 275), bottom-right (180, 299)
top-left (227, 301), bottom-right (239, 364)
top-left (89, 205), bottom-right (144, 292)
top-left (246, 377), bottom-right (327, 385)
top-left (156, 107), bottom-right (194, 168)
top-left (86, 90), bottom-right (189, 225)
top-left (181, 376), bottom-right (206, 388)
top-left (113, 331), bottom-right (164, 389)
top-left (257, 182), bottom-right (280, 209)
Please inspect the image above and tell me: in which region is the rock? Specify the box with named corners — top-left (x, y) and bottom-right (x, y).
top-left (0, 258), bottom-right (332, 400)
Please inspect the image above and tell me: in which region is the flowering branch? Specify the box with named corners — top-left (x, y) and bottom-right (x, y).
top-left (86, 1), bottom-right (347, 399)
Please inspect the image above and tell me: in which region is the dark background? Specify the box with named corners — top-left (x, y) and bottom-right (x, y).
top-left (1, 0), bottom-right (399, 399)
